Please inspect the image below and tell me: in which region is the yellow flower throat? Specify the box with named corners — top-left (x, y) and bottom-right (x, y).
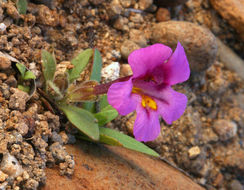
top-left (132, 87), bottom-right (157, 110)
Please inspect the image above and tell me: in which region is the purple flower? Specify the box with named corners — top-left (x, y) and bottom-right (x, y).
top-left (107, 42), bottom-right (190, 142)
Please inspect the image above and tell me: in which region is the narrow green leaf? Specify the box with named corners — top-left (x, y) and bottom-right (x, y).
top-left (99, 127), bottom-right (159, 157)
top-left (59, 104), bottom-right (99, 141)
top-left (94, 105), bottom-right (118, 126)
top-left (90, 49), bottom-right (102, 82)
top-left (24, 70), bottom-right (36, 80)
top-left (68, 49), bottom-right (93, 83)
top-left (41, 50), bottom-right (56, 82)
top-left (99, 95), bottom-right (109, 110)
top-left (18, 84), bottom-right (29, 93)
top-left (99, 134), bottom-right (122, 146)
top-left (16, 63), bottom-right (26, 78)
top-left (17, 0), bottom-right (28, 14)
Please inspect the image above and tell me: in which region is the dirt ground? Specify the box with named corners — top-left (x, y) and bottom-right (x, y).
top-left (0, 0), bottom-right (244, 189)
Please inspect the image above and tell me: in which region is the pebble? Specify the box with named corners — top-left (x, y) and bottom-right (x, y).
top-left (120, 64), bottom-right (133, 77)
top-left (156, 8), bottom-right (171, 22)
top-left (129, 29), bottom-right (147, 47)
top-left (119, 0), bottom-right (132, 8)
top-left (213, 119), bottom-right (237, 141)
top-left (0, 170), bottom-right (8, 182)
top-left (9, 88), bottom-right (30, 112)
top-left (188, 146), bottom-right (201, 159)
top-left (37, 5), bottom-right (59, 26)
top-left (120, 40), bottom-right (140, 60)
top-left (0, 153), bottom-right (23, 177)
top-left (101, 62), bottom-right (120, 82)
top-left (210, 0), bottom-right (244, 41)
top-left (229, 180), bottom-right (244, 190)
top-left (0, 56), bottom-right (11, 70)
top-left (138, 0), bottom-right (153, 10)
top-left (113, 16), bottom-right (129, 31)
top-left (0, 23), bottom-right (6, 32)
top-left (151, 21), bottom-right (218, 73)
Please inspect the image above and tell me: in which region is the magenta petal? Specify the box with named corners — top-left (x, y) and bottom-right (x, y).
top-left (155, 87), bottom-right (187, 124)
top-left (128, 44), bottom-right (172, 78)
top-left (133, 104), bottom-right (161, 142)
top-left (162, 42), bottom-right (190, 85)
top-left (107, 79), bottom-right (137, 115)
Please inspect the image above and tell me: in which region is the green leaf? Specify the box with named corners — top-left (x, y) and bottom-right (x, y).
top-left (83, 102), bottom-right (96, 113)
top-left (99, 127), bottom-right (159, 157)
top-left (59, 104), bottom-right (99, 141)
top-left (18, 84), bottom-right (30, 93)
top-left (99, 134), bottom-right (122, 146)
top-left (90, 49), bottom-right (102, 82)
top-left (16, 63), bottom-right (26, 78)
top-left (24, 70), bottom-right (36, 80)
top-left (41, 50), bottom-right (56, 82)
top-left (68, 49), bottom-right (93, 83)
top-left (99, 95), bottom-right (109, 110)
top-left (17, 0), bottom-right (28, 14)
top-left (94, 105), bottom-right (118, 126)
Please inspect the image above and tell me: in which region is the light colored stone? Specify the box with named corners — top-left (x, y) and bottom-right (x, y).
top-left (151, 21), bottom-right (218, 72)
top-left (101, 62), bottom-right (120, 82)
top-left (210, 0), bottom-right (244, 41)
top-left (120, 64), bottom-right (133, 77)
top-left (213, 119), bottom-right (237, 141)
top-left (188, 146), bottom-right (201, 159)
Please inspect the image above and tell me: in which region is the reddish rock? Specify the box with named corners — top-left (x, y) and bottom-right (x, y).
top-left (43, 141), bottom-right (205, 190)
top-left (156, 8), bottom-right (171, 22)
top-left (210, 0), bottom-right (244, 41)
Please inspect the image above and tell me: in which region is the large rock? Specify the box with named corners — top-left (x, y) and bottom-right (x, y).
top-left (43, 141), bottom-right (205, 190)
top-left (210, 0), bottom-right (244, 41)
top-left (151, 21), bottom-right (218, 73)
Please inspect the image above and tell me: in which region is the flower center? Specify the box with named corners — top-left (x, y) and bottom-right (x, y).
top-left (132, 87), bottom-right (157, 110)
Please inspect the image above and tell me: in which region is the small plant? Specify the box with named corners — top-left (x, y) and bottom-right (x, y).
top-left (40, 48), bottom-right (159, 157)
top-left (14, 0), bottom-right (28, 14)
top-left (15, 62), bottom-right (36, 95)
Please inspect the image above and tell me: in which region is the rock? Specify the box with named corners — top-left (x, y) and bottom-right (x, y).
top-left (188, 146), bottom-right (201, 159)
top-left (5, 75), bottom-right (17, 87)
top-left (151, 21), bottom-right (218, 72)
top-left (138, 0), bottom-right (153, 10)
top-left (129, 29), bottom-right (147, 47)
top-left (154, 0), bottom-right (189, 7)
top-left (0, 171), bottom-right (8, 182)
top-left (156, 8), bottom-right (171, 22)
top-left (119, 0), bottom-right (132, 7)
top-left (213, 119), bottom-right (237, 141)
top-left (229, 180), bottom-right (244, 190)
top-left (5, 2), bottom-right (20, 20)
top-left (223, 149), bottom-right (244, 175)
top-left (113, 16), bottom-right (129, 31)
top-left (44, 141), bottom-right (205, 190)
top-left (0, 153), bottom-right (23, 177)
top-left (210, 0), bottom-right (244, 41)
top-left (120, 40), bottom-right (140, 60)
top-left (0, 56), bottom-right (11, 70)
top-left (0, 23), bottom-right (6, 32)
top-left (120, 64), bottom-right (133, 77)
top-left (101, 62), bottom-right (120, 82)
top-left (37, 5), bottom-right (59, 26)
top-left (9, 88), bottom-right (30, 111)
